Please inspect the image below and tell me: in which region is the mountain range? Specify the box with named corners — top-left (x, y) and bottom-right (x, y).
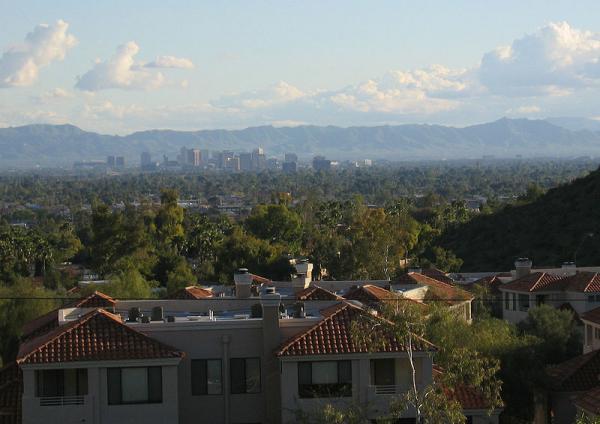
top-left (1, 118), bottom-right (600, 168)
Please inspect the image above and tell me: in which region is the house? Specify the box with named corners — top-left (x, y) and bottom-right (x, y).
top-left (6, 266), bottom-right (499, 424)
top-left (499, 266), bottom-right (600, 324)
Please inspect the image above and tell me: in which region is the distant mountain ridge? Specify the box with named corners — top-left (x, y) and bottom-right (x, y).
top-left (1, 118), bottom-right (599, 167)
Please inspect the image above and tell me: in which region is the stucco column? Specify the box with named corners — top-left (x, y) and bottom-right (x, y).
top-left (261, 290), bottom-right (282, 424)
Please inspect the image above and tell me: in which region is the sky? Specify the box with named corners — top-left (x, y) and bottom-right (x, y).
top-left (1, 0), bottom-right (600, 134)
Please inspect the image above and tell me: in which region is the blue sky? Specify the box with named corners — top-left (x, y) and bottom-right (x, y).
top-left (2, 0), bottom-right (600, 133)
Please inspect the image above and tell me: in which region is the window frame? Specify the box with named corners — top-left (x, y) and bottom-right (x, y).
top-left (35, 368), bottom-right (88, 397)
top-left (230, 358), bottom-right (261, 395)
top-left (191, 359), bottom-right (223, 395)
top-left (297, 360), bottom-right (353, 398)
top-left (107, 366), bottom-right (163, 405)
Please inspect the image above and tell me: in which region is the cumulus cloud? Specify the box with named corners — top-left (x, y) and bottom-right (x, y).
top-left (480, 22), bottom-right (600, 95)
top-left (145, 55), bottom-right (194, 69)
top-left (0, 20), bottom-right (76, 88)
top-left (213, 81), bottom-right (306, 109)
top-left (76, 42), bottom-right (166, 91)
top-left (32, 87), bottom-right (72, 103)
top-left (324, 66), bottom-right (473, 115)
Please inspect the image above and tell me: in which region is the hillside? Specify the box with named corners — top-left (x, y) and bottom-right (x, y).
top-left (438, 167), bottom-right (600, 271)
top-left (1, 118), bottom-right (600, 167)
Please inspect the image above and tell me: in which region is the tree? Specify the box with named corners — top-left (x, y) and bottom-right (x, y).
top-left (245, 204), bottom-right (302, 248)
top-left (155, 189), bottom-right (185, 252)
top-left (99, 265), bottom-right (155, 299)
top-left (166, 257), bottom-right (196, 296)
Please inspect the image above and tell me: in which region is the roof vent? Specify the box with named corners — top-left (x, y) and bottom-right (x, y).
top-left (266, 286), bottom-right (276, 295)
top-left (236, 268), bottom-right (249, 274)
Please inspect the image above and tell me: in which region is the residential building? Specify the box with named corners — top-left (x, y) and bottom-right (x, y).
top-left (2, 264), bottom-right (494, 424)
top-left (499, 259), bottom-right (600, 324)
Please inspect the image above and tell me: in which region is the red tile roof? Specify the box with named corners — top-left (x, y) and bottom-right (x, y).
top-left (547, 350), bottom-right (600, 391)
top-left (396, 272), bottom-right (473, 305)
top-left (344, 285), bottom-right (396, 303)
top-left (169, 286), bottom-right (213, 300)
top-left (499, 272), bottom-right (564, 293)
top-left (250, 273), bottom-right (271, 285)
top-left (575, 386), bottom-right (600, 415)
top-left (581, 307), bottom-right (600, 325)
top-left (21, 291), bottom-right (116, 341)
top-left (421, 268), bottom-right (454, 284)
top-left (276, 302), bottom-right (435, 357)
top-left (433, 366), bottom-right (497, 411)
top-left (17, 309), bottom-right (183, 365)
top-left (0, 363), bottom-right (21, 424)
top-left (467, 275), bottom-right (504, 295)
top-left (562, 272), bottom-right (600, 293)
top-left (296, 286), bottom-right (341, 301)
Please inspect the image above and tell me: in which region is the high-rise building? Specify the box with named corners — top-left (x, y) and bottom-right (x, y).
top-left (282, 161), bottom-right (297, 173)
top-left (313, 156), bottom-right (332, 171)
top-left (284, 153), bottom-right (298, 163)
top-left (239, 153), bottom-right (252, 171)
top-left (115, 156), bottom-right (125, 168)
top-left (187, 149), bottom-right (202, 166)
top-left (252, 148), bottom-right (266, 171)
top-left (106, 156), bottom-right (116, 167)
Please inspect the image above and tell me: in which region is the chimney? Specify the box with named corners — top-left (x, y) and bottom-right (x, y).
top-left (515, 258), bottom-right (532, 279)
top-left (261, 288), bottom-right (282, 424)
top-left (234, 268), bottom-right (252, 299)
top-left (294, 259), bottom-right (313, 280)
top-left (562, 262), bottom-right (577, 276)
top-left (292, 272), bottom-right (311, 293)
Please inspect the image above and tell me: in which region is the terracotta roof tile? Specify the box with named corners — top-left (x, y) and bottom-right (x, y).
top-left (575, 386), bottom-right (600, 415)
top-left (547, 350), bottom-right (600, 391)
top-left (344, 285), bottom-right (396, 303)
top-left (0, 363), bottom-right (21, 424)
top-left (499, 272), bottom-right (564, 293)
top-left (562, 272), bottom-right (600, 293)
top-left (277, 301), bottom-right (435, 357)
top-left (21, 291), bottom-right (116, 341)
top-left (250, 273), bottom-right (271, 285)
top-left (581, 307), bottom-right (600, 325)
top-left (421, 268), bottom-right (454, 284)
top-left (466, 275), bottom-right (504, 295)
top-left (169, 286), bottom-right (213, 300)
top-left (433, 366), bottom-right (496, 410)
top-left (17, 309), bottom-right (183, 365)
top-left (396, 272), bottom-right (473, 305)
top-left (296, 286), bottom-right (341, 301)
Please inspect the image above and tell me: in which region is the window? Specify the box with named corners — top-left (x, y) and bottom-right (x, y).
top-left (191, 359), bottom-right (222, 395)
top-left (371, 359), bottom-right (395, 386)
top-left (107, 367), bottom-right (162, 405)
top-left (504, 292), bottom-right (510, 310)
top-left (230, 358), bottom-right (261, 394)
top-left (518, 294), bottom-right (529, 312)
top-left (36, 369), bottom-right (88, 397)
top-left (511, 293), bottom-right (517, 311)
top-left (536, 295), bottom-right (547, 307)
top-left (587, 325), bottom-right (593, 347)
top-left (595, 328), bottom-right (600, 340)
top-left (298, 361), bottom-right (352, 398)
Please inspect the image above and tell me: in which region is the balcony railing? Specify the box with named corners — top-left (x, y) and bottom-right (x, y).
top-left (370, 385), bottom-right (409, 395)
top-left (39, 396), bottom-right (85, 406)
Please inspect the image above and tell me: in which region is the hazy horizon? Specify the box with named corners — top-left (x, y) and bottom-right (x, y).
top-left (2, 1), bottom-right (600, 134)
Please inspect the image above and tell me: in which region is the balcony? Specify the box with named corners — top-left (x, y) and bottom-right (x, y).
top-left (39, 395), bottom-right (85, 406)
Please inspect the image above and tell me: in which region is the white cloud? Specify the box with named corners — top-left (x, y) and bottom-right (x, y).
top-left (76, 42), bottom-right (167, 91)
top-left (480, 22), bottom-right (600, 95)
top-left (145, 55), bottom-right (194, 69)
top-left (213, 81), bottom-right (305, 109)
top-left (33, 87), bottom-right (72, 103)
top-left (0, 20), bottom-right (76, 88)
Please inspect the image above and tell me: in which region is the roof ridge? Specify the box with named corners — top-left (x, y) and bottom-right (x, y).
top-left (277, 302), bottom-right (356, 355)
top-left (17, 308), bottom-right (106, 364)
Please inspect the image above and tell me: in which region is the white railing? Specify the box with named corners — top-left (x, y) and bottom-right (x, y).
top-left (39, 396), bottom-right (85, 406)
